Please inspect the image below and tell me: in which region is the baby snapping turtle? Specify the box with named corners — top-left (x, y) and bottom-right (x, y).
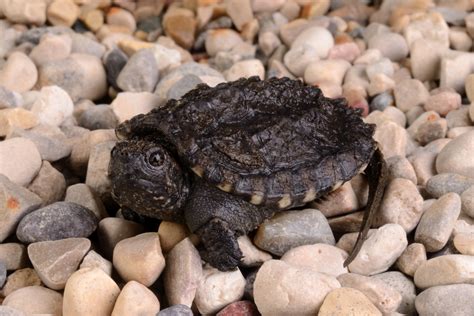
top-left (109, 76), bottom-right (387, 271)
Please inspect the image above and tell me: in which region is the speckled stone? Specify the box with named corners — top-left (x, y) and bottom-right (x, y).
top-left (27, 160), bottom-right (66, 206)
top-left (395, 243), bottom-right (427, 277)
top-left (426, 173), bottom-right (474, 198)
top-left (319, 287), bottom-right (382, 316)
top-left (416, 284), bottom-right (474, 316)
top-left (0, 268), bottom-right (41, 298)
top-left (415, 255), bottom-right (474, 289)
top-left (436, 131), bottom-right (474, 178)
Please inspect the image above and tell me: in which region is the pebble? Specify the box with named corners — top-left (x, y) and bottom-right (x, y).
top-left (163, 8), bottom-right (197, 50)
top-left (97, 217), bottom-right (145, 259)
top-left (448, 126), bottom-right (474, 138)
top-left (318, 287), bottom-right (382, 316)
top-left (259, 31), bottom-right (281, 56)
top-left (30, 85), bottom-right (73, 127)
top-left (375, 178), bottom-right (423, 232)
top-left (78, 104), bottom-right (118, 131)
top-left (395, 243), bottom-right (427, 277)
top-left (254, 209), bottom-right (335, 256)
top-left (111, 92), bottom-right (160, 123)
top-left (28, 238), bottom-right (90, 290)
top-left (291, 26), bottom-right (334, 59)
top-left (225, 59), bottom-right (265, 81)
top-left (461, 186), bottom-right (474, 217)
top-left (365, 58), bottom-right (394, 82)
top-left (368, 32), bottom-right (408, 62)
top-left (16, 201), bottom-right (98, 243)
top-left (447, 106), bottom-right (472, 128)
top-left (63, 267), bottom-right (120, 316)
top-left (46, 0), bottom-right (79, 27)
top-left (116, 48), bottom-right (159, 92)
top-left (436, 130), bottom-right (474, 178)
top-left (252, 0), bottom-right (285, 13)
top-left (466, 74), bottom-right (474, 102)
top-left (85, 140), bottom-right (116, 205)
top-left (106, 7), bottom-right (136, 34)
top-left (158, 221), bottom-right (192, 253)
top-left (0, 86), bottom-right (23, 109)
top-left (0, 138), bottom-right (42, 187)
top-left (79, 250), bottom-right (112, 276)
top-left (425, 89), bottom-right (462, 116)
top-left (304, 59), bottom-right (351, 86)
top-left (404, 12), bottom-right (450, 48)
top-left (327, 42), bottom-right (361, 62)
top-left (164, 238), bottom-right (202, 307)
top-left (205, 29), bottom-right (243, 57)
top-left (348, 224), bottom-right (408, 276)
top-left (367, 73), bottom-right (395, 96)
top-left (281, 244), bottom-right (348, 277)
top-left (372, 272), bottom-right (416, 315)
top-left (29, 34), bottom-right (72, 66)
top-left (369, 92), bottom-right (393, 113)
top-left (27, 160), bottom-right (66, 205)
top-left (440, 51), bottom-right (474, 93)
top-left (407, 111), bottom-right (440, 138)
top-left (194, 265), bottom-right (246, 315)
top-left (386, 156), bottom-right (417, 184)
top-left (104, 48), bottom-right (128, 90)
top-left (65, 183), bottom-right (107, 220)
top-left (111, 280), bottom-right (160, 316)
top-left (414, 254), bottom-right (474, 289)
top-left (0, 243), bottom-right (28, 271)
top-left (426, 173), bottom-right (474, 198)
top-left (283, 46), bottom-right (318, 77)
top-left (2, 0), bottom-right (47, 25)
top-left (449, 27), bottom-right (472, 51)
top-left (70, 33), bottom-right (106, 58)
top-left (3, 286), bottom-right (62, 315)
top-left (328, 210), bottom-right (366, 234)
top-left (415, 118), bottom-right (448, 145)
top-left (0, 261), bottom-right (6, 288)
top-left (225, 0), bottom-right (253, 31)
top-left (416, 284), bottom-right (474, 316)
top-left (453, 233), bottom-right (474, 255)
top-left (254, 259), bottom-right (340, 315)
top-left (158, 304), bottom-right (193, 316)
top-left (0, 52), bottom-right (38, 93)
top-left (311, 182), bottom-right (359, 217)
top-left (394, 79), bottom-right (430, 112)
top-left (415, 193), bottom-right (461, 252)
top-left (238, 235), bottom-right (272, 267)
top-left (0, 268), bottom-right (41, 298)
top-left (0, 108), bottom-right (38, 138)
top-left (216, 301), bottom-right (259, 316)
top-left (373, 121), bottom-right (408, 159)
top-left (113, 232), bottom-right (165, 287)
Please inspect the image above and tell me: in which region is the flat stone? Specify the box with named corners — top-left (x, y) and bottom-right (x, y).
top-left (0, 268), bottom-right (41, 298)
top-left (2, 286), bottom-right (62, 315)
top-left (164, 238), bottom-right (202, 307)
top-left (158, 305), bottom-right (193, 316)
top-left (254, 259), bottom-right (340, 315)
top-left (237, 235), bottom-right (272, 267)
top-left (46, 0), bottom-right (80, 27)
top-left (372, 272), bottom-right (416, 315)
top-left (117, 48), bottom-right (159, 93)
top-left (414, 255), bottom-right (474, 289)
top-left (373, 121), bottom-right (408, 159)
top-left (85, 141), bottom-right (115, 206)
top-left (65, 183), bottom-right (108, 220)
top-left (113, 232), bottom-right (165, 287)
top-left (319, 287), bottom-right (381, 316)
top-left (348, 224), bottom-right (408, 276)
top-left (254, 208), bottom-right (335, 256)
top-left (394, 79), bottom-right (430, 113)
top-left (0, 138), bottom-right (42, 187)
top-left (415, 193), bottom-right (461, 252)
top-left (216, 301), bottom-right (259, 316)
top-left (436, 130), bottom-right (474, 178)
top-left (375, 178), bottom-right (424, 232)
top-left (0, 108), bottom-right (38, 137)
top-left (16, 201), bottom-right (98, 243)
top-left (453, 233), bottom-right (474, 255)
top-left (461, 185), bottom-right (474, 217)
top-left (98, 217), bottom-right (145, 259)
top-left (415, 284), bottom-right (474, 316)
top-left (63, 267), bottom-right (120, 316)
top-left (0, 52), bottom-right (38, 93)
top-left (79, 250), bottom-right (112, 276)
top-left (28, 238), bottom-right (90, 290)
top-left (426, 173), bottom-right (474, 198)
top-left (281, 244), bottom-right (348, 277)
top-left (0, 243), bottom-right (28, 271)
top-left (195, 265), bottom-right (246, 315)
top-left (111, 92), bottom-right (160, 123)
top-left (27, 161), bottom-right (66, 205)
top-left (395, 243), bottom-right (427, 277)
top-left (29, 34), bottom-right (72, 66)
top-left (111, 280), bottom-right (160, 316)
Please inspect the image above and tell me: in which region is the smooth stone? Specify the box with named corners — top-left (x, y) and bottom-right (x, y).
top-left (449, 27), bottom-right (472, 51)
top-left (368, 32), bottom-right (408, 62)
top-left (466, 74), bottom-right (474, 102)
top-left (439, 51), bottom-right (474, 93)
top-left (461, 186), bottom-right (474, 217)
top-left (30, 85), bottom-right (73, 127)
top-left (254, 208), bottom-right (335, 256)
top-left (0, 268), bottom-right (41, 298)
top-left (63, 267), bottom-right (120, 316)
top-left (216, 301), bottom-right (259, 316)
top-left (0, 306), bottom-right (26, 316)
top-left (78, 104), bottom-right (118, 130)
top-left (27, 160), bottom-right (65, 205)
top-left (367, 73), bottom-right (395, 97)
top-left (111, 280), bottom-right (160, 316)
top-left (29, 34), bottom-right (72, 66)
top-left (436, 131), bottom-right (474, 178)
top-left (113, 232), bottom-right (165, 287)
top-left (414, 255), bottom-right (474, 289)
top-left (225, 59), bottom-right (265, 81)
top-left (403, 12), bottom-right (449, 48)
top-left (259, 31), bottom-right (281, 56)
top-left (372, 272), bottom-right (416, 315)
top-left (0, 261), bottom-right (6, 288)
top-left (16, 201), bottom-right (98, 243)
top-left (0, 107), bottom-right (37, 137)
top-left (365, 58), bottom-right (394, 82)
top-left (453, 233), bottom-right (474, 255)
top-left (46, 0), bottom-right (79, 27)
top-left (163, 8), bottom-right (197, 50)
top-left (407, 148), bottom-right (437, 186)
top-left (157, 305), bottom-right (193, 316)
top-left (281, 244), bottom-right (348, 277)
top-left (337, 273), bottom-right (401, 314)
top-left (311, 182), bottom-right (359, 217)
top-left (415, 193), bottom-right (461, 252)
top-left (111, 92), bottom-right (160, 123)
top-left (65, 183), bottom-right (108, 220)
top-left (0, 243), bottom-right (27, 271)
top-left (79, 250), bottom-right (112, 276)
top-left (416, 284), bottom-right (474, 316)
top-left (164, 238), bottom-right (202, 307)
top-left (205, 29), bottom-right (243, 57)
top-left (167, 75), bottom-right (203, 100)
top-left (238, 235), bottom-right (272, 267)
top-left (98, 217), bottom-right (145, 259)
top-left (104, 48), bottom-right (128, 90)
top-left (354, 48), bottom-right (382, 65)
top-left (279, 19), bottom-right (309, 47)
top-left (414, 118), bottom-right (448, 145)
top-left (304, 59), bottom-right (350, 87)
top-left (117, 48), bottom-right (159, 93)
top-left (252, 0), bottom-right (285, 12)
top-left (426, 173), bottom-right (474, 198)
top-left (158, 221), bottom-right (191, 253)
top-left (375, 178), bottom-right (423, 232)
top-left (373, 121), bottom-right (407, 159)
top-left (470, 102), bottom-right (474, 121)
top-left (394, 79), bottom-right (430, 112)
top-left (291, 26), bottom-right (334, 59)
top-left (70, 33), bottom-right (105, 58)
top-left (254, 259), bottom-right (340, 315)
top-left (425, 89), bottom-right (462, 116)
top-left (0, 86), bottom-right (23, 109)
top-left (328, 210), bottom-right (365, 234)
top-left (194, 265), bottom-right (246, 315)
top-left (446, 106), bottom-right (472, 128)
top-left (386, 156), bottom-right (417, 184)
top-left (448, 126), bottom-right (474, 138)
top-left (395, 243), bottom-right (427, 277)
top-left (28, 238), bottom-right (90, 290)
top-left (2, 286), bottom-right (62, 315)
top-left (225, 0), bottom-right (253, 31)
top-left (106, 7), bottom-right (136, 33)
top-left (0, 138), bottom-right (42, 186)
top-left (318, 287), bottom-right (382, 316)
top-left (0, 52), bottom-right (38, 93)
top-left (348, 224), bottom-right (408, 276)
top-left (327, 42), bottom-right (361, 62)
top-left (85, 141), bottom-right (116, 205)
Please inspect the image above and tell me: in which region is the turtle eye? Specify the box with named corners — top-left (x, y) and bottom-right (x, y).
top-left (148, 151), bottom-right (164, 167)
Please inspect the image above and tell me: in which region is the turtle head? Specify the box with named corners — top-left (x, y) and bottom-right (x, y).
top-left (109, 138), bottom-right (190, 222)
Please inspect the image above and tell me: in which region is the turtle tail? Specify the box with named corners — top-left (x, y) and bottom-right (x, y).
top-left (343, 147), bottom-right (388, 267)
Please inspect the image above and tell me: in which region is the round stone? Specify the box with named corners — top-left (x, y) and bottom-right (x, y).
top-left (2, 286), bottom-right (62, 315)
top-left (414, 255), bottom-right (474, 289)
top-left (318, 287), bottom-right (381, 316)
top-left (436, 131), bottom-right (474, 178)
top-left (111, 281), bottom-right (160, 315)
top-left (0, 52), bottom-right (38, 93)
top-left (0, 138), bottom-right (42, 187)
top-left (291, 26), bottom-right (334, 59)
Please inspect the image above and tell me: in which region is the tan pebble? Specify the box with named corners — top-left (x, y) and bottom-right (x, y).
top-left (97, 216), bottom-right (145, 259)
top-left (80, 250), bottom-right (113, 276)
top-left (453, 233), bottom-right (474, 255)
top-left (0, 108), bottom-right (38, 137)
top-left (395, 243), bottom-right (427, 277)
top-left (319, 287), bottom-right (382, 316)
top-left (0, 268), bottom-right (42, 298)
top-left (47, 0), bottom-right (80, 27)
top-left (158, 221), bottom-right (192, 253)
top-left (111, 281), bottom-right (160, 316)
top-left (3, 286), bottom-right (62, 315)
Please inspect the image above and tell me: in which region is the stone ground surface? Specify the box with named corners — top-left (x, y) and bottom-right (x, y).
top-left (0, 0), bottom-right (474, 315)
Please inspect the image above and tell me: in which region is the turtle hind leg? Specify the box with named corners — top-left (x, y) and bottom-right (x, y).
top-left (343, 147), bottom-right (388, 267)
top-left (197, 218), bottom-right (243, 271)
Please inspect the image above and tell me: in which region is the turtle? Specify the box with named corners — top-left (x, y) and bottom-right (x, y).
top-left (108, 76), bottom-right (388, 271)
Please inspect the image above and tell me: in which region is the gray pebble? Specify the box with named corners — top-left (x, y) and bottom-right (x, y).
top-left (425, 173), bottom-right (474, 198)
top-left (0, 261), bottom-right (6, 288)
top-left (416, 284), bottom-right (474, 316)
top-left (328, 210), bottom-right (364, 233)
top-left (16, 26), bottom-right (71, 45)
top-left (157, 304), bottom-right (193, 316)
top-left (370, 92), bottom-right (394, 112)
top-left (371, 271), bottom-right (416, 315)
top-left (65, 183), bottom-right (108, 219)
top-left (16, 201), bottom-right (98, 243)
top-left (78, 105), bottom-right (118, 130)
top-left (85, 141), bottom-right (116, 207)
top-left (27, 161), bottom-right (66, 206)
top-left (167, 75), bottom-right (203, 100)
top-left (0, 86), bottom-right (23, 109)
top-left (436, 130), bottom-right (474, 178)
top-left (446, 106), bottom-right (472, 128)
top-left (117, 48), bottom-right (159, 92)
top-left (104, 48), bottom-right (128, 90)
top-left (70, 33), bottom-right (105, 59)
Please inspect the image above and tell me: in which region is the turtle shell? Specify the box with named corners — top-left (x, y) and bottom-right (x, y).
top-left (150, 76), bottom-right (376, 210)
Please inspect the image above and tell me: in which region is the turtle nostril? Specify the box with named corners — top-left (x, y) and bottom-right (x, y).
top-left (149, 152), bottom-right (164, 167)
